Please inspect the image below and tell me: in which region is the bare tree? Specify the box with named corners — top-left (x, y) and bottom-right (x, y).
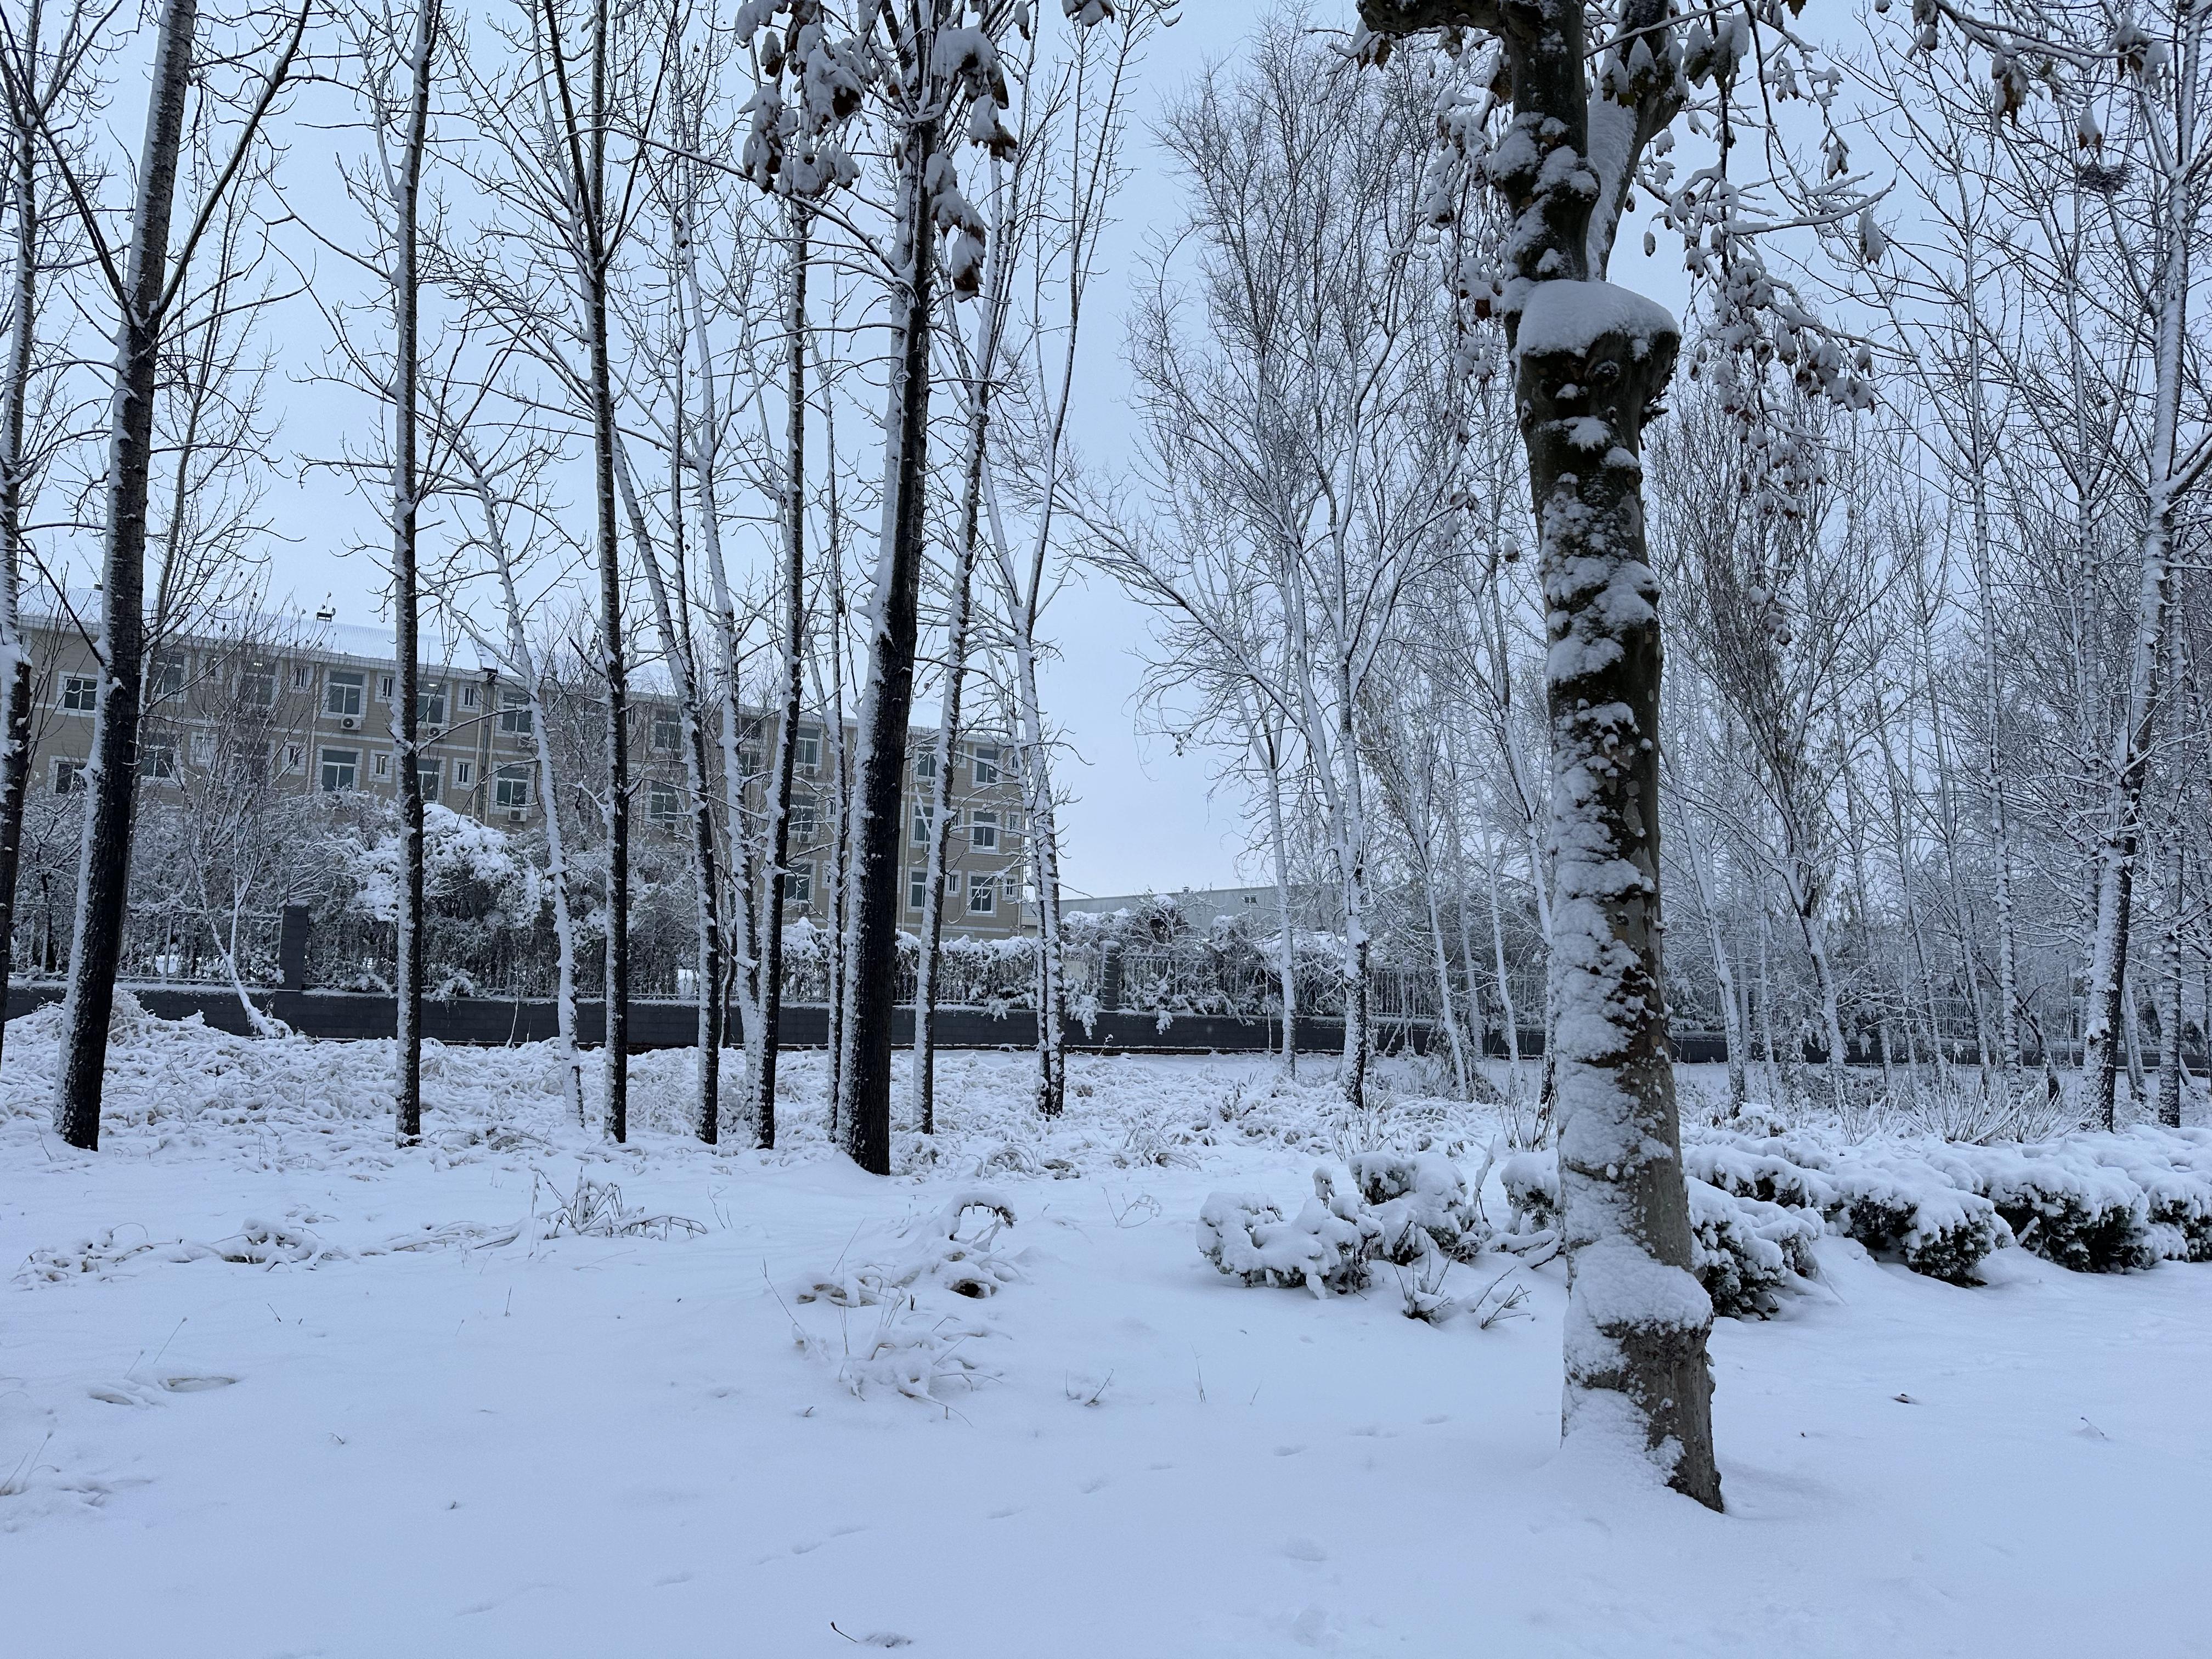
top-left (32, 0), bottom-right (308, 1150)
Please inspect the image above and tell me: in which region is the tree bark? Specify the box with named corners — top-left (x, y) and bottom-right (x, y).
top-left (837, 102), bottom-right (940, 1175)
top-left (390, 0), bottom-right (437, 1146)
top-left (1359, 0), bottom-right (1719, 1507)
top-left (53, 0), bottom-right (201, 1150)
top-left (0, 18), bottom-right (46, 1079)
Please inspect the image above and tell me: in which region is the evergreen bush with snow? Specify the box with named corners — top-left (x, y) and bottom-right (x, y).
top-left (1822, 1160), bottom-right (2008, 1285)
top-left (1686, 1179), bottom-right (1822, 1318)
top-left (1935, 1147), bottom-right (2157, 1274)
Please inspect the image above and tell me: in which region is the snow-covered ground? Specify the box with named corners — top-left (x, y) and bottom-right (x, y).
top-left (3, 1005), bottom-right (2206, 1657)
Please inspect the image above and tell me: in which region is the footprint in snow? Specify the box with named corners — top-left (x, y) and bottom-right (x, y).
top-left (1272, 1444), bottom-right (1305, 1457)
top-left (160, 1375), bottom-right (238, 1393)
top-left (1282, 1537), bottom-right (1328, 1562)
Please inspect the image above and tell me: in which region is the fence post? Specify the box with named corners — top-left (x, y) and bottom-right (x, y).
top-left (1101, 941), bottom-right (1122, 1012)
top-left (279, 905), bottom-right (310, 992)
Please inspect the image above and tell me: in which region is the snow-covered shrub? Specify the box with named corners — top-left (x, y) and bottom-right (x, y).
top-left (1941, 1147), bottom-right (2156, 1274)
top-left (1825, 1160), bottom-right (2007, 1284)
top-left (1498, 1149), bottom-right (1559, 1234)
top-left (1197, 1173), bottom-right (1376, 1297)
top-left (1347, 1150), bottom-right (1491, 1263)
top-left (2076, 1131), bottom-right (2212, 1262)
top-left (1683, 1136), bottom-right (1839, 1212)
top-left (1686, 1180), bottom-right (1821, 1318)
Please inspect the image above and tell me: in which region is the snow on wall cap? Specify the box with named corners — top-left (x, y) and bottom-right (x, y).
top-left (1515, 280), bottom-right (1679, 361)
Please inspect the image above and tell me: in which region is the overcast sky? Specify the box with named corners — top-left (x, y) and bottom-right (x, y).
top-left (251, 1), bottom-right (1692, 901)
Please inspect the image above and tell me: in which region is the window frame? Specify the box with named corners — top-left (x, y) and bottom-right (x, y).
top-left (494, 764), bottom-right (531, 810)
top-left (966, 873), bottom-right (995, 915)
top-left (60, 674), bottom-right (97, 712)
top-left (971, 743), bottom-right (1001, 787)
top-left (319, 746), bottom-right (361, 793)
top-left (969, 810), bottom-right (999, 851)
top-left (324, 670), bottom-right (366, 719)
top-left (499, 689), bottom-right (533, 735)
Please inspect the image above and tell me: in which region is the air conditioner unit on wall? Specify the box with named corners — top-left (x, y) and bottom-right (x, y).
top-left (508, 809), bottom-right (524, 824)
top-left (340, 715), bottom-right (358, 730)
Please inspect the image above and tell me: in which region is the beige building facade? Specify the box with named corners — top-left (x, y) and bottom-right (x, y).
top-left (25, 606), bottom-right (1034, 939)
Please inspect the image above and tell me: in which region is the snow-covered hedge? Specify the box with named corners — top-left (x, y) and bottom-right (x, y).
top-left (1687, 1179), bottom-right (1821, 1318)
top-left (1821, 1159), bottom-right (2008, 1285)
top-left (1929, 1146), bottom-right (2157, 1274)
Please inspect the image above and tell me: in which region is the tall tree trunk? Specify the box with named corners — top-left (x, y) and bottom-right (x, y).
top-left (914, 377), bottom-right (987, 1137)
top-left (614, 445), bottom-right (722, 1141)
top-left (0, 21), bottom-right (44, 1077)
top-left (54, 0), bottom-right (200, 1150)
top-left (751, 201), bottom-right (810, 1150)
top-left (836, 105), bottom-right (940, 1175)
top-left (544, 0), bottom-right (628, 1139)
top-left (391, 0), bottom-right (437, 1146)
top-left (2155, 840), bottom-right (2186, 1129)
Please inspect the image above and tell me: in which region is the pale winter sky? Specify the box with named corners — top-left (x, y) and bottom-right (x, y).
top-left (254, 1), bottom-right (1688, 901)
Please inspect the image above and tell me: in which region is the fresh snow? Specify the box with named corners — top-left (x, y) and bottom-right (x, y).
top-left (3, 1007), bottom-right (2207, 1657)
top-left (1515, 279), bottom-right (1679, 360)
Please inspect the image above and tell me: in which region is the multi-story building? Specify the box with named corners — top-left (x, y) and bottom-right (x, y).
top-left (23, 601), bottom-right (1034, 938)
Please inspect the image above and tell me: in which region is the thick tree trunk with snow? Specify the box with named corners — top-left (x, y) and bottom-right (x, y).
top-left (1517, 277), bottom-right (1716, 1507)
top-left (53, 0), bottom-right (200, 1150)
top-left (1525, 291), bottom-right (1716, 1495)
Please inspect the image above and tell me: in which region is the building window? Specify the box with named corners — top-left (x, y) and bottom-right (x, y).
top-left (914, 747), bottom-right (936, 781)
top-left (739, 747), bottom-right (761, 781)
top-left (970, 810), bottom-right (998, 851)
top-left (651, 709), bottom-right (681, 752)
top-left (374, 752), bottom-right (390, 778)
top-left (972, 743), bottom-right (1001, 787)
top-left (782, 862), bottom-right (812, 906)
top-left (794, 724), bottom-right (821, 771)
top-left (418, 757), bottom-right (441, 801)
top-left (648, 779), bottom-right (681, 823)
top-left (150, 651), bottom-right (186, 699)
top-left (52, 758), bottom-right (84, 794)
top-left (232, 742), bottom-right (270, 783)
top-left (61, 674), bottom-right (97, 712)
top-left (379, 672), bottom-right (396, 700)
top-left (282, 743), bottom-right (304, 774)
top-left (789, 794), bottom-right (817, 839)
top-left (291, 663), bottom-right (312, 690)
top-left (320, 747), bottom-right (360, 792)
top-left (494, 765), bottom-right (531, 810)
top-left (461, 683), bottom-right (480, 710)
top-left (189, 731), bottom-right (216, 768)
top-left (966, 873), bottom-right (995, 915)
top-left (500, 690), bottom-right (533, 735)
top-left (451, 759), bottom-right (473, 789)
top-left (944, 870), bottom-right (961, 896)
top-left (240, 663), bottom-right (277, 708)
top-left (138, 743), bottom-right (177, 781)
top-left (325, 671), bottom-right (365, 718)
top-left (909, 867), bottom-right (929, 910)
top-left (417, 684), bottom-right (447, 727)
top-left (911, 803), bottom-right (938, 845)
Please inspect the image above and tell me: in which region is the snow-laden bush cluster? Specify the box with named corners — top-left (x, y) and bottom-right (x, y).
top-left (1197, 1153), bottom-right (1492, 1300)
